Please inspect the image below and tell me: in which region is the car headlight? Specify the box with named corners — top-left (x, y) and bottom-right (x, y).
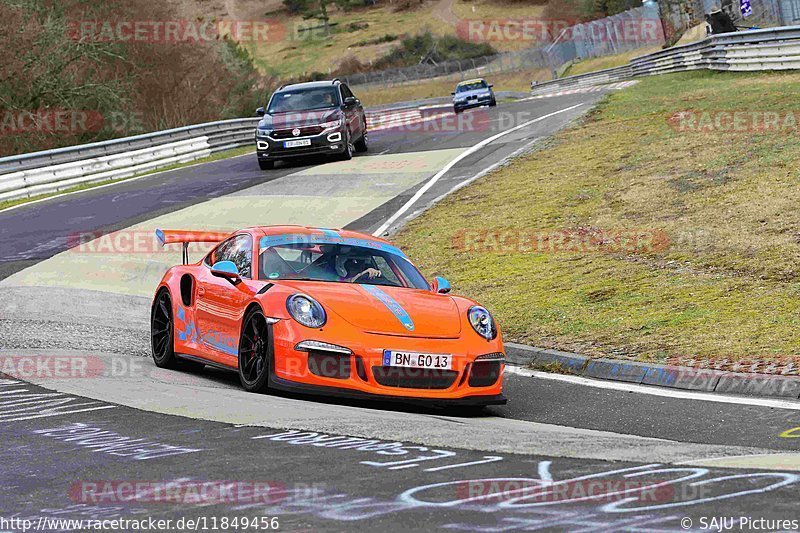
top-left (468, 306), bottom-right (497, 340)
top-left (286, 294), bottom-right (326, 328)
top-left (319, 118), bottom-right (342, 130)
top-left (257, 128), bottom-right (272, 137)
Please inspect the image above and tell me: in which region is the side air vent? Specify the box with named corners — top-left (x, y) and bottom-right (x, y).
top-left (180, 275), bottom-right (194, 307)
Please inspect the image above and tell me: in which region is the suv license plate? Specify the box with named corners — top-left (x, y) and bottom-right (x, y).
top-left (284, 139), bottom-right (311, 148)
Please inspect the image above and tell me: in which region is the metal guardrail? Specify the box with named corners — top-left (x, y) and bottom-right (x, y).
top-left (530, 25), bottom-right (800, 95)
top-left (0, 118), bottom-right (259, 203)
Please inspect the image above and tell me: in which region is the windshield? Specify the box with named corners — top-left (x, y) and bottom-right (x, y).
top-left (258, 239), bottom-right (429, 289)
top-left (457, 81), bottom-right (487, 93)
top-left (268, 87), bottom-right (339, 113)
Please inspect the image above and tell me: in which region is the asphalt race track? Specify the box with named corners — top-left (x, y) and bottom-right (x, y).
top-left (1, 91), bottom-right (799, 532)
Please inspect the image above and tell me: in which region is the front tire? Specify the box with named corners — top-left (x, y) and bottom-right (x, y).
top-left (354, 132), bottom-right (368, 153)
top-left (339, 131), bottom-right (353, 161)
top-left (151, 289), bottom-right (177, 369)
top-left (238, 307), bottom-right (271, 393)
top-left (489, 98), bottom-right (497, 107)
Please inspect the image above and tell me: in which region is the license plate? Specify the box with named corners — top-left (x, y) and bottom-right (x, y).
top-left (283, 139), bottom-right (311, 148)
top-left (382, 350), bottom-right (452, 370)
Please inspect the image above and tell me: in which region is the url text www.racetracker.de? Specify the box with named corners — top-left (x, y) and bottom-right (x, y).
top-left (0, 516), bottom-right (281, 532)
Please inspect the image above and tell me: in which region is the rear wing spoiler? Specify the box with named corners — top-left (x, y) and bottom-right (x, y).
top-left (155, 229), bottom-right (231, 264)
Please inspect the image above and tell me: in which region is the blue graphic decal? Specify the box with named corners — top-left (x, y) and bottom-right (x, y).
top-left (202, 333), bottom-right (238, 356)
top-left (362, 285), bottom-right (415, 331)
top-left (259, 233), bottom-right (408, 260)
top-left (320, 229), bottom-right (341, 238)
top-left (175, 305), bottom-right (200, 344)
top-left (175, 305), bottom-right (236, 355)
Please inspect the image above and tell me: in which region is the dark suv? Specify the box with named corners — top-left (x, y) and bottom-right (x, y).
top-left (254, 79), bottom-right (368, 170)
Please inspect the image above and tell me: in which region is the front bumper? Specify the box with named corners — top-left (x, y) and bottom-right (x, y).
top-left (256, 128), bottom-right (347, 160)
top-left (268, 320), bottom-right (506, 405)
top-left (269, 373), bottom-right (507, 406)
top-left (454, 96), bottom-right (493, 111)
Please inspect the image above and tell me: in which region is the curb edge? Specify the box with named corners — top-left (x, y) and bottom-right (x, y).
top-left (505, 342), bottom-right (800, 400)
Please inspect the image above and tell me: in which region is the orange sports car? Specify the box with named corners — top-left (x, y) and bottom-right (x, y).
top-left (151, 225), bottom-right (506, 405)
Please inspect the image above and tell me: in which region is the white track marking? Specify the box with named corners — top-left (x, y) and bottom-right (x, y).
top-left (538, 460), bottom-right (553, 483)
top-left (675, 453), bottom-right (800, 466)
top-left (505, 365), bottom-right (800, 410)
top-left (396, 138), bottom-right (545, 228)
top-left (524, 81), bottom-right (639, 100)
top-left (435, 137), bottom-right (542, 203)
top-left (372, 103), bottom-right (585, 236)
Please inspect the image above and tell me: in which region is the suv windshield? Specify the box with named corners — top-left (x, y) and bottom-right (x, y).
top-left (457, 81), bottom-right (487, 92)
top-left (258, 239), bottom-right (429, 289)
top-left (268, 87), bottom-right (339, 113)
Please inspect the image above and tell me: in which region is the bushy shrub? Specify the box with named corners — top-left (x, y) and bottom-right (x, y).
top-left (0, 0), bottom-right (272, 155)
top-left (373, 31), bottom-right (496, 69)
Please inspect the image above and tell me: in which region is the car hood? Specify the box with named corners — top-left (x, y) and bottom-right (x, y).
top-left (281, 282), bottom-right (463, 338)
top-left (259, 109), bottom-right (340, 130)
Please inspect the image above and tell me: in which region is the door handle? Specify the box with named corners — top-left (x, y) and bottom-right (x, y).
top-left (197, 287), bottom-right (205, 297)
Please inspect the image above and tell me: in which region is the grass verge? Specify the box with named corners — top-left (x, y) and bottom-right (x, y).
top-left (394, 70), bottom-right (800, 367)
top-left (0, 146), bottom-right (255, 212)
top-left (562, 46), bottom-right (663, 77)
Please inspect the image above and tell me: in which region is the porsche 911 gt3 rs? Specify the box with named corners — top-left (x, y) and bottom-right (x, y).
top-left (151, 225), bottom-right (506, 405)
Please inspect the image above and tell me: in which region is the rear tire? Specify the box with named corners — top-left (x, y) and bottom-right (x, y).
top-left (151, 289), bottom-right (178, 369)
top-left (259, 159), bottom-right (275, 170)
top-left (238, 307), bottom-right (271, 393)
top-left (151, 289), bottom-right (207, 371)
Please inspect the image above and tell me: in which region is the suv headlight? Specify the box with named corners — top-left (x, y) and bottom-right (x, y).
top-left (468, 306), bottom-right (497, 340)
top-left (320, 118), bottom-right (342, 130)
top-left (287, 294), bottom-right (326, 328)
top-left (257, 128), bottom-right (271, 137)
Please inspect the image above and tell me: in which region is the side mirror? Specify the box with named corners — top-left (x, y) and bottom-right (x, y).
top-left (451, 92), bottom-right (456, 95)
top-left (433, 276), bottom-right (451, 294)
top-left (256, 107), bottom-right (265, 116)
top-left (342, 96), bottom-right (357, 107)
top-left (211, 260), bottom-right (241, 285)
top-left (488, 84), bottom-right (494, 88)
